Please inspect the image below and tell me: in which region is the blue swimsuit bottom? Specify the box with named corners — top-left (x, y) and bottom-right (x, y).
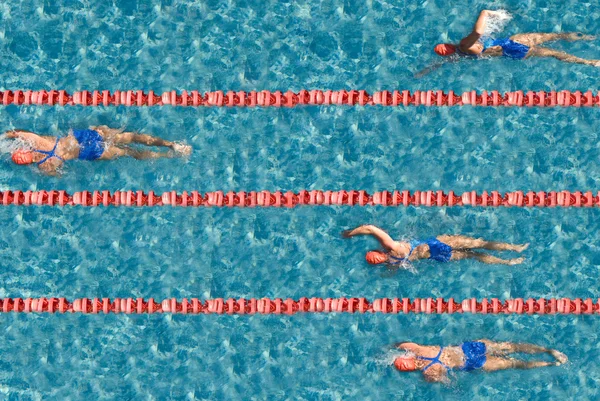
top-left (73, 129), bottom-right (105, 161)
top-left (389, 238), bottom-right (453, 264)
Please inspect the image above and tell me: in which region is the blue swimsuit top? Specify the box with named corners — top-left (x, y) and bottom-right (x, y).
top-left (388, 238), bottom-right (453, 264)
top-left (418, 347), bottom-right (450, 372)
top-left (34, 137), bottom-right (65, 165)
top-left (419, 342), bottom-right (487, 373)
top-left (33, 130), bottom-right (105, 165)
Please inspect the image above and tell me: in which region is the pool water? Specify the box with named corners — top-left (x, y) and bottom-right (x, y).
top-left (1, 0), bottom-right (600, 399)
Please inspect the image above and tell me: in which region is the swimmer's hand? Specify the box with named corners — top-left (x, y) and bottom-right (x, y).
top-left (341, 229), bottom-right (354, 238)
top-left (481, 10), bottom-right (506, 18)
top-left (172, 143), bottom-right (192, 156)
top-left (4, 130), bottom-right (31, 139)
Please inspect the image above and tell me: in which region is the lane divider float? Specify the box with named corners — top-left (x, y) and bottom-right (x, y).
top-left (1, 89), bottom-right (599, 108)
top-left (1, 189), bottom-right (599, 208)
top-left (0, 297), bottom-right (596, 315)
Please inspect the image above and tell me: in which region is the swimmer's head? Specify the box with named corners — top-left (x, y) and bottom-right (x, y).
top-left (434, 43), bottom-right (457, 56)
top-left (366, 250), bottom-right (388, 265)
top-left (394, 356), bottom-right (417, 372)
top-left (11, 149), bottom-right (33, 165)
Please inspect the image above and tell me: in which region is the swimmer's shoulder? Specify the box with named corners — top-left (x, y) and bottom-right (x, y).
top-left (458, 41), bottom-right (483, 55)
top-left (458, 31), bottom-right (484, 54)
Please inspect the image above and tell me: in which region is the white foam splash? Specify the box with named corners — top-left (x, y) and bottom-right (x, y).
top-left (388, 261), bottom-right (418, 275)
top-left (375, 349), bottom-right (414, 367)
top-left (0, 137), bottom-right (32, 154)
top-left (484, 10), bottom-right (513, 36)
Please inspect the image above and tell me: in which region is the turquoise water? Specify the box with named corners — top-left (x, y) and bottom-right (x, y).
top-left (1, 0), bottom-right (600, 399)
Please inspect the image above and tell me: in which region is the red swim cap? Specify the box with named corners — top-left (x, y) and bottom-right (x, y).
top-left (394, 356), bottom-right (416, 371)
top-left (366, 251), bottom-right (388, 265)
top-left (434, 43), bottom-right (457, 56)
top-left (12, 149), bottom-right (33, 165)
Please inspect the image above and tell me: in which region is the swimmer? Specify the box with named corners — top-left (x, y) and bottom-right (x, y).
top-left (417, 10), bottom-right (599, 76)
top-left (6, 126), bottom-right (192, 175)
top-left (393, 340), bottom-right (568, 383)
top-left (341, 225), bottom-right (528, 266)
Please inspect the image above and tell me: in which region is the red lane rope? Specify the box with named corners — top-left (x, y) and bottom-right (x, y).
top-left (1, 189), bottom-right (598, 208)
top-left (0, 297), bottom-right (596, 315)
top-left (1, 89), bottom-right (599, 107)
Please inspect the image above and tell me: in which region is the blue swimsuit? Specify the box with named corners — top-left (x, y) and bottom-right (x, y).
top-left (419, 342), bottom-right (487, 373)
top-left (73, 129), bottom-right (105, 160)
top-left (34, 129), bottom-right (105, 165)
top-left (460, 341), bottom-right (488, 371)
top-left (389, 238), bottom-right (453, 264)
top-left (34, 137), bottom-right (65, 165)
top-left (481, 37), bottom-right (530, 59)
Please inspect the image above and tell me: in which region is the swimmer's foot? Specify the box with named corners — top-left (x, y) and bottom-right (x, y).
top-left (508, 257), bottom-right (525, 265)
top-left (172, 143), bottom-right (192, 156)
top-left (550, 350), bottom-right (568, 365)
top-left (512, 243), bottom-right (529, 253)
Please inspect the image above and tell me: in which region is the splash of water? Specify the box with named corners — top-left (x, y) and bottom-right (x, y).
top-left (386, 234), bottom-right (420, 274)
top-left (375, 349), bottom-right (414, 367)
top-left (0, 137), bottom-right (32, 154)
top-left (484, 10), bottom-right (513, 36)
top-left (382, 261), bottom-right (418, 277)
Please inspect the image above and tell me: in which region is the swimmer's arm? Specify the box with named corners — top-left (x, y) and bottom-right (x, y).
top-left (414, 62), bottom-right (444, 78)
top-left (424, 369), bottom-right (450, 384)
top-left (414, 58), bottom-right (458, 78)
top-left (460, 10), bottom-right (490, 50)
top-left (5, 130), bottom-right (54, 142)
top-left (6, 130), bottom-right (36, 139)
top-left (473, 10), bottom-right (491, 35)
top-left (341, 225), bottom-right (398, 251)
top-left (38, 161), bottom-right (60, 176)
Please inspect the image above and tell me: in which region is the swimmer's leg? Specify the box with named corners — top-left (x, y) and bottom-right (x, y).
top-left (528, 47), bottom-right (600, 66)
top-left (437, 235), bottom-right (528, 252)
top-left (113, 132), bottom-right (174, 147)
top-left (480, 341), bottom-right (550, 355)
top-left (100, 146), bottom-right (174, 160)
top-left (510, 33), bottom-right (595, 47)
top-left (480, 341), bottom-right (569, 364)
top-left (93, 126), bottom-right (191, 155)
top-left (483, 357), bottom-right (558, 372)
top-left (450, 250), bottom-right (524, 265)
top-left (117, 132), bottom-right (192, 155)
